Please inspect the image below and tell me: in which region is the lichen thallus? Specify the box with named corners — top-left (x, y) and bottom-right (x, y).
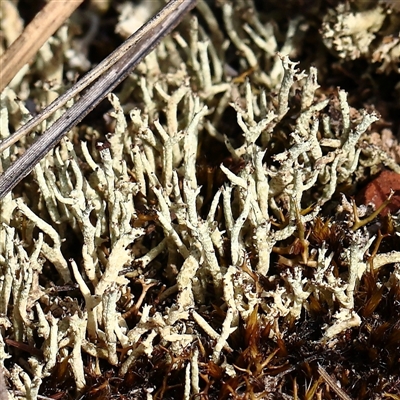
top-left (0, 0), bottom-right (198, 199)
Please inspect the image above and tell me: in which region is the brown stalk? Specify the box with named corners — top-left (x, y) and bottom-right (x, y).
top-left (317, 364), bottom-right (352, 400)
top-left (0, 0), bottom-right (84, 93)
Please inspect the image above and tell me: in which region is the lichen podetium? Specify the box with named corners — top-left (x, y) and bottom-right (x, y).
top-left (1, 1), bottom-right (400, 398)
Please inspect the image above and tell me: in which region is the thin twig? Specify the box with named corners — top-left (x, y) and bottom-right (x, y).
top-left (317, 364), bottom-right (352, 400)
top-left (0, 0), bottom-right (198, 199)
top-left (0, 0), bottom-right (84, 92)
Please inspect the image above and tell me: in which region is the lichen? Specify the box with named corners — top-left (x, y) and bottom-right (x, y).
top-left (1, 1), bottom-right (400, 399)
top-left (321, 1), bottom-right (400, 73)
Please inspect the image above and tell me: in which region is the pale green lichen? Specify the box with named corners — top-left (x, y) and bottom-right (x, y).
top-left (321, 0), bottom-right (400, 73)
top-left (1, 1), bottom-right (400, 399)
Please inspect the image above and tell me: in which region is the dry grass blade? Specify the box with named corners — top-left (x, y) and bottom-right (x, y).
top-left (317, 364), bottom-right (352, 400)
top-left (0, 0), bottom-right (198, 199)
top-left (0, 0), bottom-right (84, 92)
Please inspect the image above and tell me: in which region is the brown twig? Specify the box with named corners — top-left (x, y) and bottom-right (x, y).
top-left (0, 0), bottom-right (84, 93)
top-left (317, 364), bottom-right (352, 400)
